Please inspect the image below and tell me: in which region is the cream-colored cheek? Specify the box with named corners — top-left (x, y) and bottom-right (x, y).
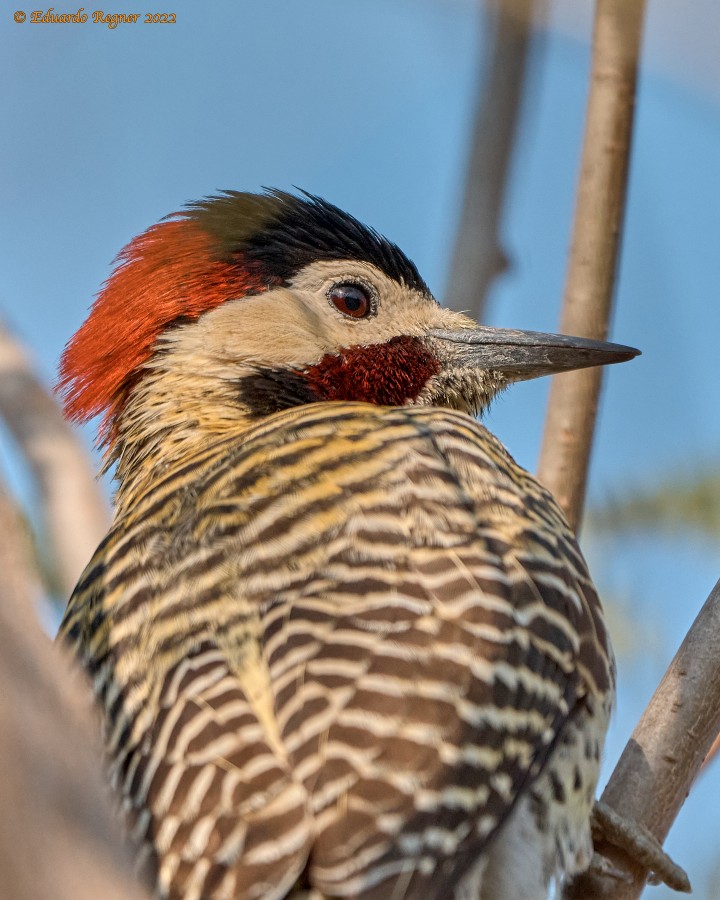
top-left (189, 294), bottom-right (337, 367)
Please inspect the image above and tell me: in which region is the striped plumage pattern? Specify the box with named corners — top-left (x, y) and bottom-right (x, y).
top-left (60, 400), bottom-right (613, 899)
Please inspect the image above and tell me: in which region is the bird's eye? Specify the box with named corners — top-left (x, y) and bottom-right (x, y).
top-left (327, 282), bottom-right (374, 319)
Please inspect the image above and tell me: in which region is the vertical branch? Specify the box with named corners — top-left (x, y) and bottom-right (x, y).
top-left (565, 579), bottom-right (720, 899)
top-left (0, 321), bottom-right (109, 596)
top-left (537, 0), bottom-right (646, 531)
top-left (445, 0), bottom-right (546, 320)
top-left (0, 473), bottom-right (148, 899)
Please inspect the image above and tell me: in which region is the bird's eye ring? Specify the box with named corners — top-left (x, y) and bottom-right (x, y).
top-left (327, 282), bottom-right (375, 320)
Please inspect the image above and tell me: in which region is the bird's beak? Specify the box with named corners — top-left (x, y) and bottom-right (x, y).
top-left (426, 326), bottom-right (640, 382)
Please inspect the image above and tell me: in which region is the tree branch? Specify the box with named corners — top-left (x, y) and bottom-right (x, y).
top-left (536, 0), bottom-right (646, 531)
top-left (565, 578), bottom-right (720, 899)
top-left (0, 321), bottom-right (109, 596)
top-left (445, 0), bottom-right (546, 320)
top-left (0, 473), bottom-right (148, 899)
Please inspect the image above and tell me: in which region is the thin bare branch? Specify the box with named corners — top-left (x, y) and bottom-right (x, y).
top-left (445, 0), bottom-right (546, 319)
top-left (0, 321), bottom-right (109, 595)
top-left (565, 578), bottom-right (720, 899)
top-left (537, 0), bottom-right (646, 531)
top-left (0, 473), bottom-right (148, 899)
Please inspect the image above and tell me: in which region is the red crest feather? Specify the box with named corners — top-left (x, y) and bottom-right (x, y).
top-left (58, 217), bottom-right (266, 444)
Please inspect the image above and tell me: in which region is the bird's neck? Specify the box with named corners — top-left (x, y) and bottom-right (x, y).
top-left (110, 362), bottom-right (256, 515)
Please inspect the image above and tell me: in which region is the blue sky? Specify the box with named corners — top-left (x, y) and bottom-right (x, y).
top-left (2, 1), bottom-right (719, 893)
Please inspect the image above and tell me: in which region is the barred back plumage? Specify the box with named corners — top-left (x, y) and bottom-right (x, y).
top-left (61, 402), bottom-right (612, 899)
top-left (58, 189), bottom-right (637, 899)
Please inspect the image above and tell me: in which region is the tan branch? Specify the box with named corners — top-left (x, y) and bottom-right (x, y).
top-left (537, 0), bottom-right (646, 531)
top-left (0, 473), bottom-right (148, 899)
top-left (0, 321), bottom-right (109, 596)
top-left (565, 578), bottom-right (720, 898)
top-left (445, 0), bottom-right (546, 319)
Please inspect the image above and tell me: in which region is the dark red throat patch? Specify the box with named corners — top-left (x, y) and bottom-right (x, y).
top-left (304, 336), bottom-right (440, 406)
top-left (58, 219), bottom-right (269, 444)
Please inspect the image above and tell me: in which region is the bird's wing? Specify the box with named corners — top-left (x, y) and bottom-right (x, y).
top-left (226, 403), bottom-right (613, 897)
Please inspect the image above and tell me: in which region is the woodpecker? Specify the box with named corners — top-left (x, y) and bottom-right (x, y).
top-left (58, 189), bottom-right (637, 900)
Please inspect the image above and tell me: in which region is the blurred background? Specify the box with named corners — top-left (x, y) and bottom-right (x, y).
top-left (1, 0), bottom-right (719, 894)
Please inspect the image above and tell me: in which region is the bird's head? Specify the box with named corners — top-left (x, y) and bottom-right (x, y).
top-left (59, 189), bottom-right (638, 484)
